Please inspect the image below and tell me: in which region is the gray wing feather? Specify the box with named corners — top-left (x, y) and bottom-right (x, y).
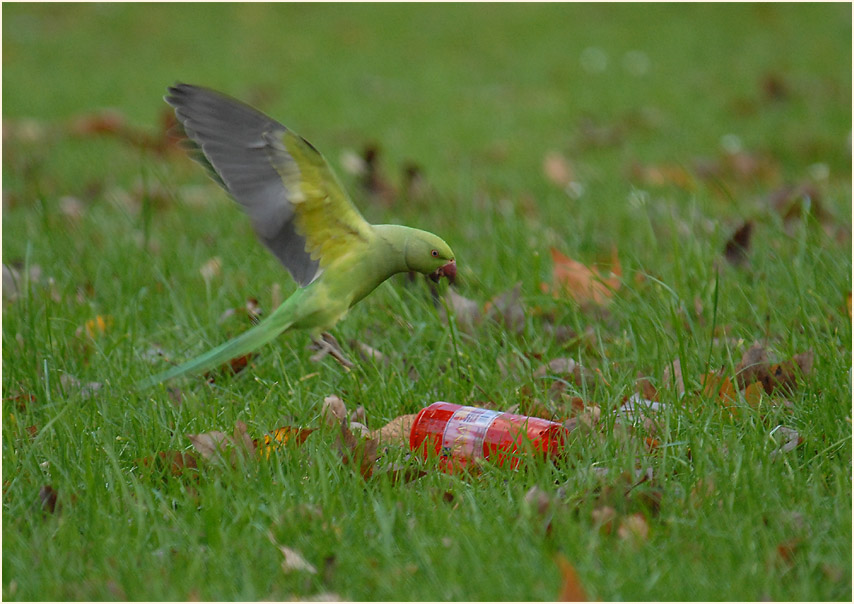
top-left (165, 83), bottom-right (319, 286)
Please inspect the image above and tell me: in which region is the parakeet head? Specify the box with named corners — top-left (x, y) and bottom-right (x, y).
top-left (404, 228), bottom-right (456, 284)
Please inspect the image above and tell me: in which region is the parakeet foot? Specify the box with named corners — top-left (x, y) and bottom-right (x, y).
top-left (309, 332), bottom-right (354, 369)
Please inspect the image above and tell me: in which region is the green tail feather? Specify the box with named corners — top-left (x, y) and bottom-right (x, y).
top-left (136, 299), bottom-right (298, 390)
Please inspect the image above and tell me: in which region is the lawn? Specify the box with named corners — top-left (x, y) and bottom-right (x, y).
top-left (2, 3), bottom-right (851, 601)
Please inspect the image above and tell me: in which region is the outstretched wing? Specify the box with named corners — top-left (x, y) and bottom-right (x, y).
top-left (165, 83), bottom-right (374, 286)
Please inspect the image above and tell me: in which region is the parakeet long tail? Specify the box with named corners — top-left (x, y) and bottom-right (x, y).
top-left (136, 296), bottom-right (299, 390)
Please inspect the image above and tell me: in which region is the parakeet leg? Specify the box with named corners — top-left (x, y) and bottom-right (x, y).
top-left (309, 332), bottom-right (354, 369)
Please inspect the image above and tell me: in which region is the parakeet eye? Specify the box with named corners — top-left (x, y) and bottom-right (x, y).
top-left (431, 249), bottom-right (439, 257)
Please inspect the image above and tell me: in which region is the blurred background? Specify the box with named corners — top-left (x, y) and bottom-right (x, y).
top-left (4, 3), bottom-right (850, 200)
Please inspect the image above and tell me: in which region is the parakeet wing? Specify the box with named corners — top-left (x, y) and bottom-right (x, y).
top-left (165, 83), bottom-right (374, 285)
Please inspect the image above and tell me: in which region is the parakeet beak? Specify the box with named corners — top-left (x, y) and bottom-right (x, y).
top-left (429, 260), bottom-right (456, 284)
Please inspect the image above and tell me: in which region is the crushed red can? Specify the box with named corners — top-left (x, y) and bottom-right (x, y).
top-left (409, 402), bottom-right (569, 471)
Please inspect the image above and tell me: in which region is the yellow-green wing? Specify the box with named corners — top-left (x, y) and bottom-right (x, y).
top-left (166, 83), bottom-right (374, 286)
top-left (264, 129), bottom-right (375, 272)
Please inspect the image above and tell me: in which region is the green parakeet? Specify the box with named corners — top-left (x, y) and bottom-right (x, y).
top-left (137, 84), bottom-right (455, 389)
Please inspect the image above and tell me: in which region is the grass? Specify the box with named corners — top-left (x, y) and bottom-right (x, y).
top-left (2, 3), bottom-right (851, 601)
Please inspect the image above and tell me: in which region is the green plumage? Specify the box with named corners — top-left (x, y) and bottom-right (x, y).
top-left (137, 84), bottom-right (455, 389)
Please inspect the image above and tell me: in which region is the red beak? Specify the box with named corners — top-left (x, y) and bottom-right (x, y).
top-left (429, 260), bottom-right (456, 284)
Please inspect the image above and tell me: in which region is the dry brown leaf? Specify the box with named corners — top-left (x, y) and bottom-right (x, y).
top-left (442, 288), bottom-right (483, 334)
top-left (137, 451), bottom-right (200, 478)
top-left (349, 406), bottom-right (367, 425)
top-left (628, 161), bottom-right (694, 190)
top-left (350, 340), bottom-right (388, 365)
top-left (218, 297), bottom-right (263, 325)
top-left (59, 374), bottom-right (103, 400)
top-left (256, 427), bottom-right (315, 459)
top-left (662, 358), bottom-right (685, 398)
top-left (735, 343), bottom-right (813, 395)
top-left (591, 505), bottom-right (617, 536)
top-left (68, 109), bottom-right (127, 137)
top-left (199, 256), bottom-right (222, 281)
top-left (334, 419), bottom-right (378, 480)
top-left (776, 536), bottom-right (803, 566)
top-left (635, 374), bottom-right (658, 401)
top-left (543, 152), bottom-right (575, 188)
top-left (39, 485), bottom-right (59, 515)
top-left (360, 145), bottom-right (397, 207)
top-left (187, 421), bottom-right (255, 466)
top-left (735, 341), bottom-right (769, 388)
top-left (278, 545), bottom-right (318, 574)
top-left (524, 485), bottom-right (552, 517)
top-left (547, 247), bottom-right (621, 306)
top-left (533, 357), bottom-right (594, 385)
top-left (78, 315), bottom-right (114, 339)
top-left (769, 426), bottom-right (802, 460)
top-left (370, 414), bottom-right (417, 446)
top-left (723, 220), bottom-right (754, 267)
top-left (767, 351), bottom-right (813, 394)
top-left (617, 513), bottom-right (650, 542)
top-left (203, 353), bottom-right (254, 383)
top-left (555, 554), bottom-right (588, 601)
top-left (321, 395), bottom-right (348, 428)
top-left (484, 282), bottom-right (526, 335)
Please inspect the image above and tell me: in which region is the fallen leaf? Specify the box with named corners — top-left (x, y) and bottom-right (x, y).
top-left (734, 341), bottom-right (769, 389)
top-left (524, 485), bottom-right (552, 517)
top-left (769, 425), bottom-right (802, 460)
top-left (543, 152), bottom-right (575, 188)
top-left (349, 406), bottom-right (367, 425)
top-left (442, 288), bottom-right (483, 334)
top-left (628, 161), bottom-right (694, 190)
top-left (68, 109), bottom-right (126, 137)
top-left (39, 485), bottom-right (59, 515)
top-left (59, 195), bottom-right (86, 221)
top-left (350, 340), bottom-right (388, 365)
top-left (187, 422), bottom-right (255, 466)
top-left (360, 144), bottom-right (396, 206)
top-left (204, 353), bottom-right (253, 382)
top-left (555, 554), bottom-right (588, 601)
top-left (321, 395), bottom-right (348, 428)
top-left (547, 247), bottom-right (620, 306)
top-left (256, 427), bottom-right (315, 459)
top-left (484, 282), bottom-right (526, 335)
top-left (762, 73), bottom-right (789, 102)
top-left (723, 220), bottom-right (754, 266)
top-left (776, 536), bottom-right (803, 566)
top-left (76, 315), bottom-right (114, 339)
top-left (766, 351), bottom-right (814, 394)
top-left (617, 513), bottom-right (650, 542)
top-left (137, 450), bottom-right (200, 478)
top-left (533, 357), bottom-right (593, 384)
top-left (766, 182), bottom-right (826, 226)
top-left (334, 418), bottom-right (378, 480)
top-left (591, 505), bottom-right (617, 536)
top-left (402, 162), bottom-right (429, 202)
top-left (4, 391), bottom-right (36, 411)
top-left (370, 414), bottom-right (416, 446)
top-left (59, 374), bottom-right (103, 399)
top-left (199, 256), bottom-right (222, 282)
top-left (218, 297), bottom-right (263, 324)
top-left (635, 374), bottom-right (658, 401)
top-left (662, 358), bottom-right (685, 398)
top-left (339, 148), bottom-right (367, 176)
top-left (2, 263), bottom-right (44, 301)
top-left (276, 543), bottom-right (317, 574)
